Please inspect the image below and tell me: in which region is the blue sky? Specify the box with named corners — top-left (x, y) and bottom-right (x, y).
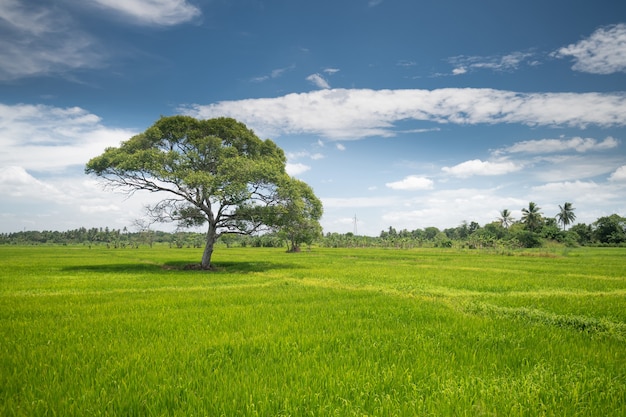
top-left (1, 0), bottom-right (626, 235)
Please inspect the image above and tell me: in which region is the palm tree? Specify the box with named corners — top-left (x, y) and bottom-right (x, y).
top-left (521, 202), bottom-right (542, 232)
top-left (557, 202), bottom-right (576, 231)
top-left (499, 209), bottom-right (514, 230)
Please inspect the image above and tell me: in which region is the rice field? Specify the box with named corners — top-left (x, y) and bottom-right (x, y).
top-left (1, 245), bottom-right (624, 416)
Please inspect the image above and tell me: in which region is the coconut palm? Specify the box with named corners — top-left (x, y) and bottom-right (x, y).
top-left (499, 209), bottom-right (514, 230)
top-left (521, 202), bottom-right (542, 232)
top-left (557, 202), bottom-right (576, 231)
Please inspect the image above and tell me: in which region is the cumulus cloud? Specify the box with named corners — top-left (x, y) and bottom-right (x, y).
top-left (442, 159), bottom-right (521, 178)
top-left (609, 165), bottom-right (626, 181)
top-left (0, 103), bottom-right (136, 171)
top-left (0, 0), bottom-right (104, 80)
top-left (498, 136), bottom-right (619, 155)
top-left (554, 24), bottom-right (626, 74)
top-left (306, 73), bottom-right (331, 89)
top-left (92, 0), bottom-right (201, 25)
top-left (386, 175), bottom-right (434, 190)
top-left (181, 88), bottom-right (626, 140)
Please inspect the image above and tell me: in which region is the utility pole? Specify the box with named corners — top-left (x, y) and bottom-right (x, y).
top-left (353, 214), bottom-right (358, 235)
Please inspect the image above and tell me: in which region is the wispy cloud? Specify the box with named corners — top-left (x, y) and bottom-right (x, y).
top-left (92, 0), bottom-right (201, 26)
top-left (386, 175), bottom-right (434, 190)
top-left (182, 88), bottom-right (626, 140)
top-left (554, 23), bottom-right (626, 74)
top-left (496, 136), bottom-right (619, 155)
top-left (306, 73), bottom-right (331, 89)
top-left (449, 51), bottom-right (535, 75)
top-left (0, 0), bottom-right (104, 81)
top-left (251, 65), bottom-right (295, 82)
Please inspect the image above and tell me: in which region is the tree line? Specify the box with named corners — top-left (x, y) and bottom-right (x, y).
top-left (3, 207), bottom-right (625, 249)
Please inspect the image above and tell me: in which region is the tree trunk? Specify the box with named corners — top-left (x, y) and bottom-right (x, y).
top-left (201, 226), bottom-right (217, 269)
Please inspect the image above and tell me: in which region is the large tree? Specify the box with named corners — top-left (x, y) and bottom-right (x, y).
top-left (85, 116), bottom-right (319, 269)
top-left (556, 202), bottom-right (576, 231)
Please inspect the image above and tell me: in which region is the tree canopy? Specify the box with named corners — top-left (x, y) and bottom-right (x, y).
top-left (85, 116), bottom-right (322, 269)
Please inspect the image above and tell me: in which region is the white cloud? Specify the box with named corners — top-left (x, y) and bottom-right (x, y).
top-left (609, 165), bottom-right (626, 181)
top-left (385, 175), bottom-right (434, 190)
top-left (181, 88), bottom-right (626, 140)
top-left (452, 67), bottom-right (467, 75)
top-left (336, 143), bottom-right (346, 151)
top-left (79, 204), bottom-right (121, 214)
top-left (442, 159), bottom-right (521, 178)
top-left (0, 103), bottom-right (136, 172)
top-left (306, 73), bottom-right (331, 89)
top-left (381, 188), bottom-right (527, 231)
top-left (0, 166), bottom-right (65, 199)
top-left (529, 180), bottom-right (623, 206)
top-left (554, 23), bottom-right (626, 74)
top-left (499, 136), bottom-right (619, 155)
top-left (0, 0), bottom-right (104, 80)
top-left (324, 68), bottom-right (340, 74)
top-left (92, 0), bottom-right (201, 25)
top-left (286, 162), bottom-right (311, 176)
top-left (323, 196), bottom-right (400, 208)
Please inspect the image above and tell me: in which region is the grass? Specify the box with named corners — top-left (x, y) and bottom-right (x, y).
top-left (1, 245), bottom-right (625, 416)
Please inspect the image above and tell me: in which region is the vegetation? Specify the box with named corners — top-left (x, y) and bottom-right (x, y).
top-left (85, 116), bottom-right (322, 269)
top-left (1, 245), bottom-right (624, 416)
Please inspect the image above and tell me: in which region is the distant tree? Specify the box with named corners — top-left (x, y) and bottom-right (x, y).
top-left (521, 202), bottom-right (543, 232)
top-left (424, 227), bottom-right (440, 241)
top-left (499, 209), bottom-right (514, 230)
top-left (593, 214), bottom-right (626, 244)
top-left (570, 223), bottom-right (592, 245)
top-left (86, 116), bottom-right (319, 269)
top-left (556, 202), bottom-right (576, 231)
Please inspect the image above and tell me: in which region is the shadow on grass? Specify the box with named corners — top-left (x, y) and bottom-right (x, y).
top-left (62, 260), bottom-right (301, 274)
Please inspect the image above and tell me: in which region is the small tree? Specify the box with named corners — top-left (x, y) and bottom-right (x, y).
top-left (86, 116), bottom-right (319, 269)
top-left (521, 202), bottom-right (542, 232)
top-left (556, 202), bottom-right (576, 231)
top-left (499, 209), bottom-right (514, 230)
top-left (274, 179), bottom-right (323, 252)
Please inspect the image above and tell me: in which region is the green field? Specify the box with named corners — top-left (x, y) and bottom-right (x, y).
top-left (1, 245), bottom-right (625, 416)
